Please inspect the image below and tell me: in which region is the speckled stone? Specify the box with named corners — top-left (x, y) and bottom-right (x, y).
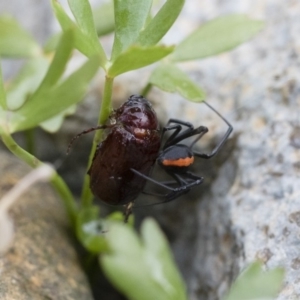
top-left (163, 1), bottom-right (300, 299)
top-left (0, 151), bottom-right (93, 300)
top-left (1, 0), bottom-right (300, 299)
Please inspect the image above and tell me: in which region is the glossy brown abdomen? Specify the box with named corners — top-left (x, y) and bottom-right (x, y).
top-left (88, 126), bottom-right (160, 205)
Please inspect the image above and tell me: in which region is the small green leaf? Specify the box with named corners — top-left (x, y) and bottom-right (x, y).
top-left (38, 30), bottom-right (74, 92)
top-left (0, 16), bottom-right (41, 58)
top-left (108, 45), bottom-right (174, 77)
top-left (9, 56), bottom-right (100, 133)
top-left (52, 0), bottom-right (106, 67)
top-left (106, 211), bottom-right (134, 226)
top-left (43, 33), bottom-right (62, 53)
top-left (76, 206), bottom-right (109, 253)
top-left (6, 31), bottom-right (73, 111)
top-left (0, 109), bottom-right (8, 135)
top-left (137, 0), bottom-right (184, 46)
top-left (141, 219), bottom-right (187, 300)
top-left (111, 0), bottom-right (152, 60)
top-left (52, 0), bottom-right (93, 55)
top-left (225, 262), bottom-right (284, 300)
top-left (0, 62), bottom-right (7, 110)
top-left (68, 0), bottom-right (98, 38)
top-left (68, 0), bottom-right (106, 59)
top-left (93, 1), bottom-right (115, 36)
top-left (6, 57), bottom-right (49, 110)
top-left (171, 14), bottom-right (264, 62)
top-left (149, 63), bottom-right (205, 102)
top-left (100, 218), bottom-right (187, 300)
top-left (40, 105), bottom-right (76, 133)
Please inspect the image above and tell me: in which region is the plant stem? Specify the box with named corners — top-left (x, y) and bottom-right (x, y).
top-left (1, 132), bottom-right (78, 226)
top-left (0, 64), bottom-right (7, 110)
top-left (24, 129), bottom-right (35, 155)
top-left (141, 83), bottom-right (153, 97)
top-left (80, 75), bottom-right (114, 207)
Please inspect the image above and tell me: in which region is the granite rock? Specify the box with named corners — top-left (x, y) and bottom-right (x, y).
top-left (0, 151), bottom-right (93, 300)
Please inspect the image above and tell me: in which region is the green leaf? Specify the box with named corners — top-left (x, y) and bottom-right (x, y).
top-left (0, 62), bottom-right (7, 110)
top-left (38, 30), bottom-right (74, 92)
top-left (9, 56), bottom-right (100, 133)
top-left (106, 211), bottom-right (134, 226)
top-left (68, 0), bottom-right (106, 58)
top-left (108, 45), bottom-right (174, 77)
top-left (111, 0), bottom-right (152, 60)
top-left (141, 219), bottom-right (187, 300)
top-left (149, 63), bottom-right (205, 102)
top-left (43, 33), bottom-right (62, 53)
top-left (52, 0), bottom-right (92, 55)
top-left (100, 218), bottom-right (187, 300)
top-left (0, 109), bottom-right (8, 136)
top-left (40, 105), bottom-right (76, 133)
top-left (51, 0), bottom-right (106, 67)
top-left (6, 57), bottom-right (49, 110)
top-left (137, 0), bottom-right (184, 46)
top-left (68, 0), bottom-right (98, 38)
top-left (93, 1), bottom-right (115, 37)
top-left (76, 206), bottom-right (109, 253)
top-left (225, 262), bottom-right (284, 300)
top-left (6, 31), bottom-right (73, 111)
top-left (0, 16), bottom-right (41, 58)
top-left (171, 14), bottom-right (264, 62)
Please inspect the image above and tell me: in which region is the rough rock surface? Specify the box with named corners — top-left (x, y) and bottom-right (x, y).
top-left (156, 1), bottom-right (300, 299)
top-left (138, 1), bottom-right (300, 299)
top-left (0, 150), bottom-right (93, 300)
top-left (1, 0), bottom-right (300, 299)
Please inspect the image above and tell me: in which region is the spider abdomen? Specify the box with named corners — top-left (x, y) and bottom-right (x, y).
top-left (158, 144), bottom-right (194, 168)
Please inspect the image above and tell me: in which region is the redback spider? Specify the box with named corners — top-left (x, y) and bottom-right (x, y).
top-left (67, 95), bottom-right (233, 222)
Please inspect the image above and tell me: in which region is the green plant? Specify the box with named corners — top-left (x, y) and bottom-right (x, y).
top-left (0, 0), bottom-right (273, 299)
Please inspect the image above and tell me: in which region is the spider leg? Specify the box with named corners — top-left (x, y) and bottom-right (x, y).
top-left (165, 172), bottom-right (204, 201)
top-left (130, 168), bottom-right (175, 191)
top-left (130, 168), bottom-right (204, 204)
top-left (192, 101), bottom-right (233, 159)
top-left (166, 126), bottom-right (209, 148)
top-left (162, 119), bottom-right (194, 149)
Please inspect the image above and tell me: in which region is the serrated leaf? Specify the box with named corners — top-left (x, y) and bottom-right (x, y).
top-left (40, 105), bottom-right (76, 133)
top-left (43, 33), bottom-right (62, 53)
top-left (51, 0), bottom-right (106, 67)
top-left (108, 45), bottom-right (174, 77)
top-left (6, 57), bottom-right (49, 110)
top-left (100, 218), bottom-right (187, 300)
top-left (9, 56), bottom-right (100, 133)
top-left (141, 219), bottom-right (187, 300)
top-left (102, 255), bottom-right (165, 300)
top-left (68, 0), bottom-right (98, 38)
top-left (76, 206), bottom-right (109, 253)
top-left (111, 0), bottom-right (152, 60)
top-left (68, 0), bottom-right (106, 58)
top-left (0, 109), bottom-right (8, 135)
top-left (0, 16), bottom-right (41, 58)
top-left (0, 62), bottom-right (7, 110)
top-left (38, 30), bottom-right (74, 92)
top-left (149, 63), bottom-right (205, 102)
top-left (93, 1), bottom-right (115, 36)
top-left (52, 0), bottom-right (94, 56)
top-left (106, 211), bottom-right (134, 226)
top-left (6, 31), bottom-right (73, 111)
top-left (225, 262), bottom-right (284, 300)
top-left (137, 0), bottom-right (184, 46)
top-left (171, 14), bottom-right (264, 62)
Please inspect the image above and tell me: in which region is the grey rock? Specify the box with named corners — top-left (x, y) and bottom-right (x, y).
top-left (2, 0), bottom-right (300, 299)
top-left (0, 150), bottom-right (93, 300)
top-left (157, 1), bottom-right (300, 299)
